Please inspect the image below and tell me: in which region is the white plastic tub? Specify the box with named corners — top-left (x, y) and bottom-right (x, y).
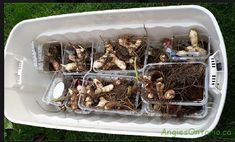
top-left (4, 5), bottom-right (227, 138)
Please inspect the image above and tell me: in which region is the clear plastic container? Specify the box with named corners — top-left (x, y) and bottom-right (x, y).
top-left (92, 36), bottom-right (148, 74)
top-left (141, 62), bottom-right (208, 106)
top-left (172, 33), bottom-right (210, 61)
top-left (62, 42), bottom-right (93, 75)
top-left (78, 73), bottom-right (143, 116)
top-left (146, 34), bottom-right (210, 63)
top-left (41, 73), bottom-right (73, 107)
top-left (64, 76), bottom-right (91, 114)
top-left (32, 41), bottom-right (63, 72)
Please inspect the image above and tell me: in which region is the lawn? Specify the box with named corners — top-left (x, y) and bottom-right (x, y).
top-left (4, 3), bottom-right (235, 141)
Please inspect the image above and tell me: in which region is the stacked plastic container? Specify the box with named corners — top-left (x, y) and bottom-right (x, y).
top-left (32, 28), bottom-right (210, 119)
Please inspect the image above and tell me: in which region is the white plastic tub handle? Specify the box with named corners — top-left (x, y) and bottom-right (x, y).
top-left (5, 52), bottom-right (25, 90)
top-left (208, 50), bottom-right (223, 95)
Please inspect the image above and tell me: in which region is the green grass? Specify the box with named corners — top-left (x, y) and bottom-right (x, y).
top-left (4, 3), bottom-right (235, 141)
